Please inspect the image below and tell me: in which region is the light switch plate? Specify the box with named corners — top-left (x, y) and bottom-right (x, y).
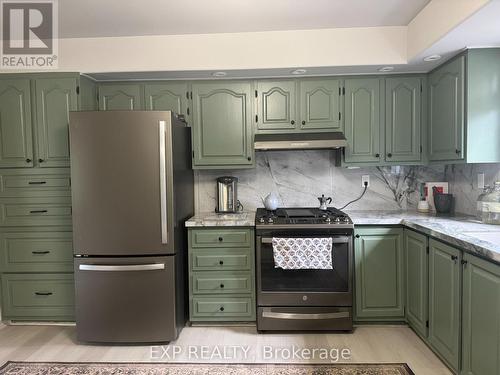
top-left (478, 173), bottom-right (485, 189)
top-left (362, 175), bottom-right (370, 188)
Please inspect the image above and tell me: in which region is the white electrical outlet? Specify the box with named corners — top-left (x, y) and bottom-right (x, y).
top-left (478, 173), bottom-right (485, 189)
top-left (361, 175), bottom-right (370, 188)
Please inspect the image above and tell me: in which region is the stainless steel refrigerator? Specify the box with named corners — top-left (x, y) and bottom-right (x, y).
top-left (69, 111), bottom-right (193, 343)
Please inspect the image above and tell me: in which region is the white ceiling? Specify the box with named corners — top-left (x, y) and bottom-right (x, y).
top-left (59, 0), bottom-right (430, 38)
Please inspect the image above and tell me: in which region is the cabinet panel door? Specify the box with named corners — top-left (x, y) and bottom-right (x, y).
top-left (98, 84), bottom-right (143, 110)
top-left (192, 82), bottom-right (253, 168)
top-left (429, 56), bottom-right (465, 161)
top-left (344, 79), bottom-right (381, 163)
top-left (428, 239), bottom-right (461, 372)
top-left (0, 79), bottom-right (33, 168)
top-left (385, 77), bottom-right (421, 162)
top-left (462, 254), bottom-right (500, 375)
top-left (404, 229), bottom-right (428, 338)
top-left (300, 79), bottom-right (341, 130)
top-left (144, 83), bottom-right (189, 122)
top-left (256, 81), bottom-right (296, 131)
top-left (34, 78), bottom-right (78, 168)
top-left (354, 227), bottom-right (404, 320)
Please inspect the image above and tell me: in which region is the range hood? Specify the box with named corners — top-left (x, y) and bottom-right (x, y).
top-left (254, 132), bottom-right (347, 151)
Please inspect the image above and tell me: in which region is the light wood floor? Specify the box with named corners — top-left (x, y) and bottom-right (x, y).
top-left (0, 322), bottom-right (452, 374)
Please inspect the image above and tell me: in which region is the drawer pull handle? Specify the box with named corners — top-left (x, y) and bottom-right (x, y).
top-left (220, 284), bottom-right (225, 288)
top-left (35, 292), bottom-right (53, 296)
top-left (219, 260), bottom-right (224, 265)
top-left (218, 237), bottom-right (223, 242)
top-left (26, 158), bottom-right (32, 163)
top-left (28, 181), bottom-right (47, 185)
top-left (30, 210), bottom-right (48, 214)
top-left (32, 250), bottom-right (50, 255)
top-left (219, 306), bottom-right (225, 312)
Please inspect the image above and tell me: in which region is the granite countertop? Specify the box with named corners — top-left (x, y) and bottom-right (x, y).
top-left (347, 210), bottom-right (500, 265)
top-left (185, 211), bottom-right (255, 227)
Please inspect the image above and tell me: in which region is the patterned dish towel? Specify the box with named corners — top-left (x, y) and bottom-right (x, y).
top-left (272, 237), bottom-right (333, 270)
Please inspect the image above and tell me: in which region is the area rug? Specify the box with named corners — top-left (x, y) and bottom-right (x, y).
top-left (0, 362), bottom-right (415, 375)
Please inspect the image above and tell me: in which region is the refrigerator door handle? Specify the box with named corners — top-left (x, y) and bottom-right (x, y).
top-left (79, 264), bottom-right (166, 272)
top-left (159, 120), bottom-right (168, 245)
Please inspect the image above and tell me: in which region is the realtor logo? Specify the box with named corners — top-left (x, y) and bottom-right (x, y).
top-left (1, 0), bottom-right (58, 68)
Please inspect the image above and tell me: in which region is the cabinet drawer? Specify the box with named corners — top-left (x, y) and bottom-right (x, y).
top-left (1, 273), bottom-right (75, 320)
top-left (191, 250), bottom-right (251, 271)
top-left (190, 229), bottom-right (252, 248)
top-left (0, 231), bottom-right (73, 272)
top-left (191, 271), bottom-right (253, 295)
top-left (0, 174), bottom-right (71, 197)
top-left (0, 197), bottom-right (72, 227)
top-left (191, 296), bottom-right (254, 320)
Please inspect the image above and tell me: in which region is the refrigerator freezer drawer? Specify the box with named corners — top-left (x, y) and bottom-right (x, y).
top-left (74, 256), bottom-right (178, 343)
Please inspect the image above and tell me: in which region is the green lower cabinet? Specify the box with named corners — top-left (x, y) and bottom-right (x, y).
top-left (1, 273), bottom-right (74, 321)
top-left (461, 254), bottom-right (500, 375)
top-left (354, 227), bottom-right (405, 321)
top-left (190, 296), bottom-right (255, 321)
top-left (404, 229), bottom-right (428, 338)
top-left (0, 196), bottom-right (72, 227)
top-left (428, 239), bottom-right (461, 372)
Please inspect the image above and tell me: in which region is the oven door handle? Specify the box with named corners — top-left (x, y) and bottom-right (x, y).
top-left (260, 237), bottom-right (350, 244)
top-left (261, 311), bottom-right (350, 320)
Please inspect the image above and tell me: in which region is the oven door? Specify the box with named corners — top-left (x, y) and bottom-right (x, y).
top-left (256, 230), bottom-right (353, 307)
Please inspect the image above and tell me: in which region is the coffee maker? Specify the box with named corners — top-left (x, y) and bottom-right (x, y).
top-left (216, 176), bottom-right (242, 213)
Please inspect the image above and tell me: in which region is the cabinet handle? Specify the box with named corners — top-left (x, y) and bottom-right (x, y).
top-left (219, 306), bottom-right (225, 312)
top-left (219, 260), bottom-right (224, 265)
top-left (220, 284), bottom-right (225, 288)
top-left (35, 292), bottom-right (53, 296)
top-left (25, 158), bottom-right (32, 163)
top-left (355, 234), bottom-right (360, 238)
top-left (291, 120), bottom-right (295, 125)
top-left (375, 153), bottom-right (380, 158)
top-left (461, 260), bottom-right (468, 267)
top-left (247, 156), bottom-right (251, 161)
top-left (301, 120), bottom-right (306, 125)
top-left (32, 250), bottom-right (50, 255)
top-left (218, 237), bottom-right (223, 242)
top-left (455, 149), bottom-right (461, 154)
top-left (28, 181), bottom-right (47, 185)
top-left (38, 158), bottom-right (44, 163)
top-left (451, 255), bottom-right (458, 263)
top-left (30, 210), bottom-right (48, 214)
top-left (387, 153), bottom-right (392, 158)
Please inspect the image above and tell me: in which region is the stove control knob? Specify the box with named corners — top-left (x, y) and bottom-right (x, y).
top-left (267, 217), bottom-right (274, 224)
top-left (259, 217), bottom-right (265, 223)
top-left (343, 217), bottom-right (350, 222)
top-left (325, 217), bottom-right (331, 223)
top-left (334, 217), bottom-right (341, 223)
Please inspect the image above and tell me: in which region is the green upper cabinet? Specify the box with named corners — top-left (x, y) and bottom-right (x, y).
top-left (34, 77), bottom-right (78, 168)
top-left (428, 239), bottom-right (461, 372)
top-left (78, 76), bottom-right (97, 111)
top-left (354, 227), bottom-right (405, 321)
top-left (0, 79), bottom-right (34, 168)
top-left (404, 229), bottom-right (428, 338)
top-left (256, 81), bottom-right (296, 132)
top-left (299, 79), bottom-right (342, 131)
top-left (191, 82), bottom-right (253, 169)
top-left (461, 254), bottom-right (500, 375)
top-left (98, 84), bottom-right (143, 110)
top-left (428, 55), bottom-right (465, 162)
top-left (144, 82), bottom-right (189, 121)
top-left (344, 78), bottom-right (381, 164)
top-left (385, 77), bottom-right (422, 163)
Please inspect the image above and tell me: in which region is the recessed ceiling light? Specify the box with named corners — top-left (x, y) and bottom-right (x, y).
top-left (378, 66), bottom-right (394, 72)
top-left (423, 54), bottom-right (442, 62)
top-left (291, 69), bottom-right (307, 75)
top-left (212, 71), bottom-right (227, 77)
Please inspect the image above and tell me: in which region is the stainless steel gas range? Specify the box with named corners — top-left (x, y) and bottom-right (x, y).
top-left (255, 207), bottom-right (354, 332)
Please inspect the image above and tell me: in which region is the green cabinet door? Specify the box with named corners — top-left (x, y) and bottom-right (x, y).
top-left (0, 79), bottom-right (34, 168)
top-left (344, 79), bottom-right (381, 163)
top-left (191, 82), bottom-right (253, 168)
top-left (404, 229), bottom-right (428, 338)
top-left (299, 79), bottom-right (342, 131)
top-left (428, 239), bottom-right (461, 372)
top-left (429, 56), bottom-right (465, 161)
top-left (385, 77), bottom-right (422, 162)
top-left (34, 77), bottom-right (78, 168)
top-left (256, 81), bottom-right (297, 131)
top-left (354, 227), bottom-right (405, 320)
top-left (98, 84), bottom-right (143, 110)
top-left (461, 254), bottom-right (500, 375)
top-left (144, 82), bottom-right (189, 121)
